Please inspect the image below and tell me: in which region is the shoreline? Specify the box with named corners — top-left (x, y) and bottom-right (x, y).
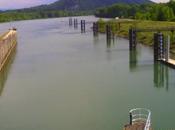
top-left (97, 19), bottom-right (175, 55)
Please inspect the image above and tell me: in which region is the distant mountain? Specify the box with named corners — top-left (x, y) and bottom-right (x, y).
top-left (31, 0), bottom-right (153, 11)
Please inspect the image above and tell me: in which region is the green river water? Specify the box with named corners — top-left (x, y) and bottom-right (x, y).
top-left (0, 16), bottom-right (175, 130)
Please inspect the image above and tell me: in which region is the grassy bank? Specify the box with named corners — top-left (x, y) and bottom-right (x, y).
top-left (97, 19), bottom-right (175, 53)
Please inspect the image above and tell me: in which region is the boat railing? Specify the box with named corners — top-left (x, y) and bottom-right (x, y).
top-left (129, 108), bottom-right (151, 130)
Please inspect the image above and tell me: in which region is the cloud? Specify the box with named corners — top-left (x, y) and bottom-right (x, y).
top-left (0, 0), bottom-right (57, 9)
top-left (151, 0), bottom-right (170, 3)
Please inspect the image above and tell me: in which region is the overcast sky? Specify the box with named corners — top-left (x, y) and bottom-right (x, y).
top-left (0, 0), bottom-right (171, 10)
top-left (152, 0), bottom-right (169, 2)
top-left (0, 0), bottom-right (57, 9)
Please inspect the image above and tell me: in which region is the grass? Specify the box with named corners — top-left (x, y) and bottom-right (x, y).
top-left (97, 19), bottom-right (175, 53)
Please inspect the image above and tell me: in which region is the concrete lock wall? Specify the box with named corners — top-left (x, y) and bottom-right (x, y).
top-left (0, 29), bottom-right (17, 71)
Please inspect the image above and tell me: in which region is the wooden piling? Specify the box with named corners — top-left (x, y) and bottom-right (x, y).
top-left (106, 25), bottom-right (112, 40)
top-left (93, 22), bottom-right (98, 36)
top-left (0, 29), bottom-right (17, 72)
top-left (74, 19), bottom-right (78, 29)
top-left (81, 20), bottom-right (86, 33)
top-left (69, 18), bottom-right (73, 26)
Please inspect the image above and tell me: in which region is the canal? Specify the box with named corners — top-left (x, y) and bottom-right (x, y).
top-left (0, 16), bottom-right (175, 130)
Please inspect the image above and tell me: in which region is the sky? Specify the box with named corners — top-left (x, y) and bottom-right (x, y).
top-left (152, 0), bottom-right (170, 2)
top-left (0, 0), bottom-right (171, 10)
top-left (0, 0), bottom-right (57, 9)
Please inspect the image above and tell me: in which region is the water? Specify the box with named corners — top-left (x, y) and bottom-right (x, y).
top-left (0, 16), bottom-right (175, 130)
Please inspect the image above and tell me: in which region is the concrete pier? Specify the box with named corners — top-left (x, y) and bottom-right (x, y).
top-left (0, 29), bottom-right (17, 71)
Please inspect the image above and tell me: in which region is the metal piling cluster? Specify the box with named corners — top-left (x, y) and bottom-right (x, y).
top-left (69, 18), bottom-right (86, 33)
top-left (154, 33), bottom-right (170, 61)
top-left (129, 28), bottom-right (137, 50)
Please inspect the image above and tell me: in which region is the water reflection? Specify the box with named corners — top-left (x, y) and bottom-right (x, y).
top-left (129, 48), bottom-right (170, 90)
top-left (129, 50), bottom-right (138, 71)
top-left (93, 31), bottom-right (98, 37)
top-left (0, 48), bottom-right (16, 96)
top-left (92, 33), bottom-right (116, 48)
top-left (93, 34), bottom-right (99, 44)
top-left (106, 37), bottom-right (115, 48)
top-left (154, 62), bottom-right (169, 91)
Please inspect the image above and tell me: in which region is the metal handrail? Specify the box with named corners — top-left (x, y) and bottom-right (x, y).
top-left (129, 108), bottom-right (151, 130)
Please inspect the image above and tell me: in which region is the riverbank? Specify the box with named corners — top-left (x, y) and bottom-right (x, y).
top-left (97, 19), bottom-right (175, 53)
top-left (0, 11), bottom-right (90, 23)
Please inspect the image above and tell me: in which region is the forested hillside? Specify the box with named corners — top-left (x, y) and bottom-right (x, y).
top-left (34, 0), bottom-right (152, 10)
top-left (95, 0), bottom-right (175, 21)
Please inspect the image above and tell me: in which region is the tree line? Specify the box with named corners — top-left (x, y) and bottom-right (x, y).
top-left (95, 0), bottom-right (175, 21)
top-left (0, 10), bottom-right (88, 23)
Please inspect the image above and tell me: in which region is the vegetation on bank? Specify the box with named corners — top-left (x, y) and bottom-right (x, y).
top-left (29, 0), bottom-right (152, 11)
top-left (95, 0), bottom-right (175, 21)
top-left (0, 0), bottom-right (174, 23)
top-left (97, 19), bottom-right (175, 53)
top-left (0, 10), bottom-right (88, 23)
top-left (0, 0), bottom-right (152, 23)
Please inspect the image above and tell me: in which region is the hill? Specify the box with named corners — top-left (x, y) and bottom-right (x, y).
top-left (31, 0), bottom-right (153, 11)
top-left (0, 0), bottom-right (155, 23)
